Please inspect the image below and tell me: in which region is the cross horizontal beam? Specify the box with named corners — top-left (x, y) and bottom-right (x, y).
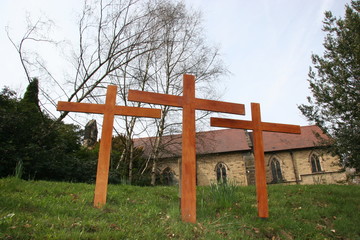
top-left (57, 102), bottom-right (104, 114)
top-left (128, 90), bottom-right (183, 108)
top-left (57, 102), bottom-right (161, 118)
top-left (195, 98), bottom-right (244, 115)
top-left (210, 118), bottom-right (301, 134)
top-left (128, 90), bottom-right (245, 115)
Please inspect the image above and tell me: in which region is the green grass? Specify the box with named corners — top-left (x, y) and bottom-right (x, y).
top-left (1, 178), bottom-right (359, 239)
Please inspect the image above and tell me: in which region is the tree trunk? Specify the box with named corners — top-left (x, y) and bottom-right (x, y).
top-left (150, 159), bottom-right (157, 186)
top-left (128, 143), bottom-right (134, 184)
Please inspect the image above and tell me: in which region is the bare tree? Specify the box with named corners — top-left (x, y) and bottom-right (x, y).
top-left (7, 0), bottom-right (164, 121)
top-left (126, 0), bottom-right (228, 185)
top-left (8, 0), bottom-right (228, 185)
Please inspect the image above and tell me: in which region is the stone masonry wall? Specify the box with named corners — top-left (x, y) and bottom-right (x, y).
top-left (264, 149), bottom-right (344, 184)
top-left (158, 148), bottom-right (344, 186)
top-left (158, 152), bottom-right (248, 186)
top-left (196, 152), bottom-right (248, 186)
top-left (300, 172), bottom-right (346, 184)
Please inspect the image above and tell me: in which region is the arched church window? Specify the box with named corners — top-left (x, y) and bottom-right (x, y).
top-left (216, 162), bottom-right (227, 184)
top-left (162, 167), bottom-right (175, 185)
top-left (270, 158), bottom-right (283, 183)
top-left (310, 153), bottom-right (322, 173)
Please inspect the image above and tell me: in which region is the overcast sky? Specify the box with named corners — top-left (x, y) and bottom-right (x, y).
top-left (0, 0), bottom-right (351, 128)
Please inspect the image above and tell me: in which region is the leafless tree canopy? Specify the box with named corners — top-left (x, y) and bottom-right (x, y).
top-left (8, 0), bottom-right (228, 184)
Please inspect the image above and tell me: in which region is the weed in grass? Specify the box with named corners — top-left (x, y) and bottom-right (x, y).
top-left (210, 181), bottom-right (238, 208)
top-left (14, 160), bottom-right (23, 179)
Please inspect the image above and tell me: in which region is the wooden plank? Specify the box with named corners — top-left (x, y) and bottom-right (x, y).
top-left (181, 74), bottom-right (197, 223)
top-left (93, 85), bottom-right (117, 207)
top-left (261, 122), bottom-right (301, 134)
top-left (251, 103), bottom-right (269, 218)
top-left (114, 106), bottom-right (161, 118)
top-left (129, 91), bottom-right (245, 116)
top-left (210, 117), bottom-right (301, 135)
top-left (196, 98), bottom-right (245, 115)
top-left (57, 101), bottom-right (105, 114)
top-left (128, 90), bottom-right (183, 108)
top-left (210, 117), bottom-right (254, 130)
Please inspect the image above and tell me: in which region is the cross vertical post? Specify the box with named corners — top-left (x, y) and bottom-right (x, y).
top-left (251, 103), bottom-right (268, 218)
top-left (93, 85), bottom-right (116, 207)
top-left (210, 102), bottom-right (301, 218)
top-left (181, 75), bottom-right (196, 223)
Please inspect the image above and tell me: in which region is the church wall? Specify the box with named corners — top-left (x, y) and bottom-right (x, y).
top-left (196, 152), bottom-right (248, 186)
top-left (265, 151), bottom-right (297, 183)
top-left (293, 149), bottom-right (342, 175)
top-left (158, 152), bottom-right (248, 186)
top-left (158, 158), bottom-right (180, 184)
top-left (265, 149), bottom-right (344, 184)
top-left (157, 148), bottom-right (344, 186)
top-left (300, 172), bottom-right (347, 184)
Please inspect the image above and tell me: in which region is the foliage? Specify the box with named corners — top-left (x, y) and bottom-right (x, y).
top-left (299, 1), bottom-right (360, 171)
top-left (0, 81), bottom-right (153, 184)
top-left (109, 135), bottom-right (151, 185)
top-left (202, 181), bottom-right (239, 210)
top-left (1, 178), bottom-right (360, 239)
top-left (0, 82), bottom-right (96, 182)
top-left (20, 78), bottom-right (40, 111)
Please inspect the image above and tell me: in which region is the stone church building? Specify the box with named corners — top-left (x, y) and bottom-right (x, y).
top-left (134, 125), bottom-right (346, 186)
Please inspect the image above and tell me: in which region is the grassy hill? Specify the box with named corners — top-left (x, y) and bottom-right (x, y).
top-left (1, 178), bottom-right (359, 239)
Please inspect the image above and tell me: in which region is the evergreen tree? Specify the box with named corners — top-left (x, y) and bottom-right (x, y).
top-left (299, 1), bottom-right (360, 171)
top-left (0, 80), bottom-right (97, 182)
top-left (21, 78), bottom-right (39, 107)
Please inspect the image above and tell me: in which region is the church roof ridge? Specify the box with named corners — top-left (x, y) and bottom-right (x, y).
top-left (133, 125), bottom-right (327, 158)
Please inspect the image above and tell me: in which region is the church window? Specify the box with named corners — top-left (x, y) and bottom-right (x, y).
top-left (270, 158), bottom-right (283, 183)
top-left (310, 154), bottom-right (322, 173)
top-left (216, 162), bottom-right (227, 183)
top-left (162, 167), bottom-right (175, 185)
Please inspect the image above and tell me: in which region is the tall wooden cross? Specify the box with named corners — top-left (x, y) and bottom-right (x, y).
top-left (57, 85), bottom-right (161, 207)
top-left (128, 74), bottom-right (245, 223)
top-left (210, 102), bottom-right (301, 218)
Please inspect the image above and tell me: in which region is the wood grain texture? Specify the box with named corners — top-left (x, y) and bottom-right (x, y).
top-left (128, 90), bottom-right (183, 107)
top-left (210, 118), bottom-right (253, 130)
top-left (261, 122), bottom-right (301, 134)
top-left (195, 98), bottom-right (245, 115)
top-left (181, 74), bottom-right (197, 223)
top-left (93, 85), bottom-right (117, 208)
top-left (250, 103), bottom-right (268, 218)
top-left (114, 106), bottom-right (161, 118)
top-left (129, 90), bottom-right (245, 116)
top-left (57, 101), bottom-right (105, 114)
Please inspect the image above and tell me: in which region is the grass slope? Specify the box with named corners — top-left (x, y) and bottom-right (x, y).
top-left (0, 178), bottom-right (359, 239)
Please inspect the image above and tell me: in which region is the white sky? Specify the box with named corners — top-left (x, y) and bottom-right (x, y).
top-left (0, 0), bottom-right (351, 128)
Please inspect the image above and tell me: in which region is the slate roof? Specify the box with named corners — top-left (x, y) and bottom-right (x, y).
top-left (260, 125), bottom-right (329, 152)
top-left (133, 129), bottom-right (251, 158)
top-left (133, 125), bottom-right (328, 158)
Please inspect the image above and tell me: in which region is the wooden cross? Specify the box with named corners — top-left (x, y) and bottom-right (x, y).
top-left (128, 74), bottom-right (245, 223)
top-left (57, 85), bottom-right (161, 208)
top-left (210, 102), bottom-right (301, 218)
